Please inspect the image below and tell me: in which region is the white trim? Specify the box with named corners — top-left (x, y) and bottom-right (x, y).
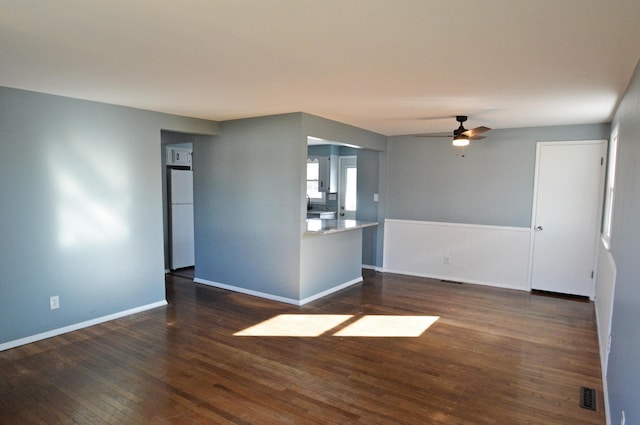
top-left (384, 218), bottom-right (530, 233)
top-left (383, 219), bottom-right (531, 291)
top-left (194, 277), bottom-right (362, 306)
top-left (0, 300), bottom-right (168, 352)
top-left (299, 277), bottom-right (362, 305)
top-left (195, 278), bottom-right (300, 304)
top-left (603, 372), bottom-right (611, 425)
top-left (593, 139), bottom-right (615, 425)
top-left (381, 268), bottom-right (528, 292)
top-left (602, 125), bottom-right (617, 251)
top-left (363, 264), bottom-right (384, 273)
top-left (595, 239), bottom-right (617, 375)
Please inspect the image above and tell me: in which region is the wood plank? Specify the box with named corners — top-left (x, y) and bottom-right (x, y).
top-left (0, 271), bottom-right (605, 424)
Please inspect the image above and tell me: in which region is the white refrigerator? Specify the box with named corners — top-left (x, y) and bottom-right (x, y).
top-left (169, 169), bottom-right (195, 269)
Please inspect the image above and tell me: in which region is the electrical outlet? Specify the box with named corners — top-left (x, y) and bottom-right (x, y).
top-left (620, 410), bottom-right (625, 425)
top-left (444, 256), bottom-right (450, 264)
top-left (50, 295), bottom-right (60, 310)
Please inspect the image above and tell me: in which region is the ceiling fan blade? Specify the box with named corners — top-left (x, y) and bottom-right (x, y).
top-left (469, 135), bottom-right (486, 140)
top-left (462, 126), bottom-right (491, 137)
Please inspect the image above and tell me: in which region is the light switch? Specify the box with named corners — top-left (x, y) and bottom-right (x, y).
top-left (373, 193), bottom-right (379, 202)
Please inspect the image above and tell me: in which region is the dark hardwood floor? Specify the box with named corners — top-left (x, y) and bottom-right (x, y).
top-left (0, 271), bottom-right (604, 424)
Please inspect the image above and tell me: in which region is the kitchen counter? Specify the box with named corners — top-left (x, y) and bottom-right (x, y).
top-left (305, 218), bottom-right (378, 234)
top-left (301, 218), bottom-right (378, 302)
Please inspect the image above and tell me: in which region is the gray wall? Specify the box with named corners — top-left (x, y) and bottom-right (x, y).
top-left (356, 149), bottom-right (380, 266)
top-left (0, 86), bottom-right (217, 345)
top-left (193, 112), bottom-right (387, 300)
top-left (385, 123), bottom-right (610, 228)
top-left (607, 59), bottom-right (640, 425)
top-left (193, 113), bottom-right (305, 299)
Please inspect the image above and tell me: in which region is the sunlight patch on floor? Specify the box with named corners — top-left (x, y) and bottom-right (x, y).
top-left (334, 315), bottom-right (439, 337)
top-left (234, 314), bottom-right (439, 337)
top-left (234, 314), bottom-right (353, 337)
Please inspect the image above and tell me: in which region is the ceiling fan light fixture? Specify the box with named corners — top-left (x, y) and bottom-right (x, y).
top-left (452, 135), bottom-right (469, 147)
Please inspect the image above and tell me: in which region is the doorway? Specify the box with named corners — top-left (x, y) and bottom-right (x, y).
top-left (161, 131), bottom-right (196, 274)
top-left (338, 156), bottom-right (357, 219)
top-left (529, 140), bottom-right (606, 297)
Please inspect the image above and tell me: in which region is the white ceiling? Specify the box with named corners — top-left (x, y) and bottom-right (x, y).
top-left (2, 1), bottom-right (639, 136)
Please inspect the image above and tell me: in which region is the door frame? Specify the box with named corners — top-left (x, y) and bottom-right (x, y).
top-left (527, 140), bottom-right (607, 298)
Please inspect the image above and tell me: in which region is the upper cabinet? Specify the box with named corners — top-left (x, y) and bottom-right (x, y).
top-left (316, 155), bottom-right (338, 193)
top-left (308, 143), bottom-right (339, 193)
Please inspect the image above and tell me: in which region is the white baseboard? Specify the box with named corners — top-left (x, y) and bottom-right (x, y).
top-left (194, 277), bottom-right (363, 306)
top-left (362, 264), bottom-right (384, 273)
top-left (299, 277), bottom-right (363, 305)
top-left (194, 278), bottom-right (301, 305)
top-left (381, 268), bottom-right (529, 292)
top-left (0, 300), bottom-right (168, 352)
top-left (603, 372), bottom-right (611, 425)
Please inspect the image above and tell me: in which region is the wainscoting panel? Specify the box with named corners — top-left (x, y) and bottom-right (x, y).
top-left (383, 219), bottom-right (531, 290)
top-left (595, 240), bottom-right (616, 377)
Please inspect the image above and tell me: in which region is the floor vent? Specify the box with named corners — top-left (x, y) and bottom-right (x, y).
top-left (580, 386), bottom-right (597, 410)
top-left (440, 280), bottom-right (463, 285)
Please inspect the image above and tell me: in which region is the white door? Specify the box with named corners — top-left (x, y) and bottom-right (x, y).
top-left (530, 141), bottom-right (605, 297)
top-left (339, 156), bottom-right (357, 220)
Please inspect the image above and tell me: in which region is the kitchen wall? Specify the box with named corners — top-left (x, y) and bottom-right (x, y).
top-left (0, 86), bottom-right (218, 348)
top-left (304, 116), bottom-right (385, 267)
top-left (606, 57), bottom-right (640, 425)
top-left (193, 112), bottom-right (386, 301)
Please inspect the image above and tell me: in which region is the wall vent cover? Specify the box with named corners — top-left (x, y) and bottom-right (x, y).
top-left (440, 280), bottom-right (463, 285)
top-left (579, 386), bottom-right (597, 410)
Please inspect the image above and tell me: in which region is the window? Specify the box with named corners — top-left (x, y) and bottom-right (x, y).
top-left (307, 159), bottom-right (324, 203)
top-left (602, 124), bottom-right (618, 249)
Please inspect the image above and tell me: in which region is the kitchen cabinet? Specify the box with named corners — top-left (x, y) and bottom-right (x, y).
top-left (315, 154), bottom-right (338, 193)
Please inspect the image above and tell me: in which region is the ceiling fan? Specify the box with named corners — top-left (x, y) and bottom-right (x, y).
top-left (417, 116), bottom-right (491, 147)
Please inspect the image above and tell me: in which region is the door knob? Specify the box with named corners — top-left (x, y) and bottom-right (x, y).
top-left (535, 226), bottom-right (543, 231)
